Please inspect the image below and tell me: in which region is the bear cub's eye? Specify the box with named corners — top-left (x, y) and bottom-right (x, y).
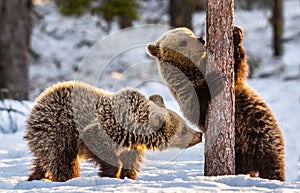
top-left (181, 127), bottom-right (187, 135)
top-left (179, 40), bottom-right (187, 47)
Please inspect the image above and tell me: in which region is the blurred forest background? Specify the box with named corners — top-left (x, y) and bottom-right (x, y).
top-left (0, 0), bottom-right (298, 132)
top-left (0, 0), bottom-right (287, 100)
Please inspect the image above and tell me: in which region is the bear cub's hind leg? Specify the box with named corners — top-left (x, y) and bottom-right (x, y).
top-left (88, 152), bottom-right (122, 179)
top-left (28, 162), bottom-right (46, 181)
top-left (48, 155), bottom-right (80, 182)
top-left (118, 149), bottom-right (144, 180)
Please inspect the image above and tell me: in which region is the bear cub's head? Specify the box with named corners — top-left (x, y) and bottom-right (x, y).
top-left (147, 27), bottom-right (206, 70)
top-left (148, 94), bottom-right (202, 150)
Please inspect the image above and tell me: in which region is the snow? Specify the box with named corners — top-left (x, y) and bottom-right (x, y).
top-left (1, 129), bottom-right (300, 192)
top-left (1, 0), bottom-right (300, 192)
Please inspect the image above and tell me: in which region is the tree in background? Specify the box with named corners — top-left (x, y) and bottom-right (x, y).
top-left (55, 0), bottom-right (139, 29)
top-left (235, 0), bottom-right (284, 57)
top-left (94, 0), bottom-right (138, 29)
top-left (169, 0), bottom-right (195, 30)
top-left (271, 0), bottom-right (283, 57)
top-left (0, 0), bottom-right (32, 100)
top-left (55, 0), bottom-right (91, 15)
top-left (205, 0), bottom-right (235, 175)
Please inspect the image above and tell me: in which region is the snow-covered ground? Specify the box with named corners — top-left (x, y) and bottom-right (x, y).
top-left (1, 130), bottom-right (300, 193)
top-left (0, 0), bottom-right (300, 192)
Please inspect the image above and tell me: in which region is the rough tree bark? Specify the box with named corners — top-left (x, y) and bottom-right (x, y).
top-left (0, 0), bottom-right (32, 100)
top-left (204, 0), bottom-right (235, 176)
top-left (169, 0), bottom-right (195, 30)
top-left (272, 0), bottom-right (284, 57)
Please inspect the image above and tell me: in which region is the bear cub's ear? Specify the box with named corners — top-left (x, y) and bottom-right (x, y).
top-left (149, 111), bottom-right (165, 129)
top-left (147, 43), bottom-right (159, 57)
top-left (149, 94), bottom-right (166, 108)
top-left (149, 94), bottom-right (166, 128)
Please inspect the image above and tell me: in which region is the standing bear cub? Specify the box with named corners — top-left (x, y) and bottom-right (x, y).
top-left (147, 27), bottom-right (285, 181)
top-left (25, 81), bottom-right (202, 182)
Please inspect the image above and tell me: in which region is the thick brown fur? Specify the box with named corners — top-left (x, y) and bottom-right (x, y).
top-left (233, 27), bottom-right (285, 181)
top-left (147, 27), bottom-right (285, 181)
top-left (24, 81), bottom-right (202, 182)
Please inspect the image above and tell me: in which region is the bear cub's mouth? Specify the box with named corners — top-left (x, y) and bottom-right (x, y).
top-left (187, 132), bottom-right (202, 148)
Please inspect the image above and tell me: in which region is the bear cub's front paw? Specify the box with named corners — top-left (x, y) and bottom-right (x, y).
top-left (233, 26), bottom-right (243, 48)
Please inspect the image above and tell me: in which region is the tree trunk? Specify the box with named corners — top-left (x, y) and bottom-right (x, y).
top-left (119, 16), bottom-right (132, 29)
top-left (169, 0), bottom-right (195, 30)
top-left (272, 0), bottom-right (284, 57)
top-left (0, 0), bottom-right (32, 100)
top-left (204, 0), bottom-right (235, 176)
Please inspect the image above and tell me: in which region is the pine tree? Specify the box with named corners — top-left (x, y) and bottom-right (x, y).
top-left (204, 0), bottom-right (235, 176)
top-left (0, 0), bottom-right (32, 100)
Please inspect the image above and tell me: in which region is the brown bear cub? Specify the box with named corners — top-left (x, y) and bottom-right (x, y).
top-left (147, 27), bottom-right (285, 181)
top-left (24, 81), bottom-right (202, 182)
top-left (147, 27), bottom-right (224, 132)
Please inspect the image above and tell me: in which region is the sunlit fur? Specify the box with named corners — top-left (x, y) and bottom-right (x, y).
top-left (147, 27), bottom-right (285, 181)
top-left (147, 27), bottom-right (223, 132)
top-left (24, 81), bottom-right (201, 182)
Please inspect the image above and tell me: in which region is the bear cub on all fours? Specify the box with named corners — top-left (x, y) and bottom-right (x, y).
top-left (147, 27), bottom-right (285, 181)
top-left (24, 81), bottom-right (202, 182)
